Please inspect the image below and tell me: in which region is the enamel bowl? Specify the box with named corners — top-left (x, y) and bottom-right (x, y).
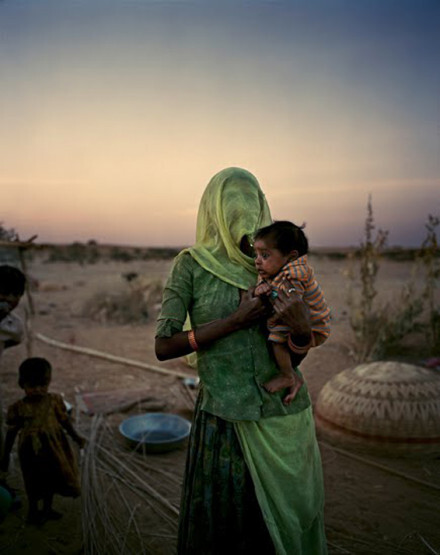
top-left (119, 412), bottom-right (191, 453)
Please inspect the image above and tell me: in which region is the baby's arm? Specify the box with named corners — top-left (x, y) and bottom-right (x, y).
top-left (55, 395), bottom-right (86, 447)
top-left (254, 281), bottom-right (272, 297)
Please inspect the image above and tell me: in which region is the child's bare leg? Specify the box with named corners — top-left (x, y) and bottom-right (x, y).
top-left (263, 343), bottom-right (295, 392)
top-left (263, 342), bottom-right (302, 400)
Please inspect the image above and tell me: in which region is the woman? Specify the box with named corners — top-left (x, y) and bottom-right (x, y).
top-left (155, 167), bottom-right (327, 554)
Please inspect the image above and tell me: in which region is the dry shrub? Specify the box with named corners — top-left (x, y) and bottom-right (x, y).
top-left (418, 214), bottom-right (440, 353)
top-left (45, 241), bottom-right (101, 265)
top-left (122, 273), bottom-right (164, 313)
top-left (0, 221), bottom-right (20, 264)
top-left (37, 281), bottom-right (68, 292)
top-left (347, 196), bottom-right (425, 362)
top-left (82, 275), bottom-right (163, 324)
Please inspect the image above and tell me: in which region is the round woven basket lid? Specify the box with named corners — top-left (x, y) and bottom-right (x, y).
top-left (315, 361), bottom-right (440, 454)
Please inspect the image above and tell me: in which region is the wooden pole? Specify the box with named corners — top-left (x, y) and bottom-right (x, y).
top-left (34, 332), bottom-right (194, 380)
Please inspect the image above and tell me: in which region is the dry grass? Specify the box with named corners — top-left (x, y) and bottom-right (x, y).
top-left (81, 415), bottom-right (182, 555)
top-left (347, 198), bottom-right (438, 362)
top-left (81, 274), bottom-right (164, 324)
top-left (419, 214), bottom-right (440, 353)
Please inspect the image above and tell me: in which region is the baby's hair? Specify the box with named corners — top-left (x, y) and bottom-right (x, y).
top-left (0, 265), bottom-right (26, 297)
top-left (254, 220), bottom-right (309, 256)
top-left (18, 357), bottom-right (52, 389)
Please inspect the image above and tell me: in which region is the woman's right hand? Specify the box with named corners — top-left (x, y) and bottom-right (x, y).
top-left (233, 288), bottom-right (269, 327)
top-left (156, 288), bottom-right (269, 362)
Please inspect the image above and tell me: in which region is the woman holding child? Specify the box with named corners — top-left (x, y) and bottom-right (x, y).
top-left (155, 167), bottom-right (327, 554)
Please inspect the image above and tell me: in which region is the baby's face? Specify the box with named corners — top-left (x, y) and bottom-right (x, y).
top-left (0, 293), bottom-right (20, 320)
top-left (254, 238), bottom-right (290, 280)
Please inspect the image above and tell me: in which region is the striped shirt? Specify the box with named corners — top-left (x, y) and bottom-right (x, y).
top-left (262, 255), bottom-right (331, 344)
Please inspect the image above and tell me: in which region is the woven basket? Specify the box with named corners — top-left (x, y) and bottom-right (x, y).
top-left (315, 361), bottom-right (440, 455)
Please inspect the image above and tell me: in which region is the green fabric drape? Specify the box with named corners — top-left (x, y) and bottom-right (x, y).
top-left (234, 408), bottom-right (327, 555)
top-left (188, 167), bottom-right (272, 290)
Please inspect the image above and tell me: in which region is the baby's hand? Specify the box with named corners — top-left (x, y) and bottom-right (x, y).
top-left (254, 282), bottom-right (272, 297)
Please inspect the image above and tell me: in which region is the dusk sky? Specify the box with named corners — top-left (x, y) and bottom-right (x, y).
top-left (1, 0), bottom-right (439, 248)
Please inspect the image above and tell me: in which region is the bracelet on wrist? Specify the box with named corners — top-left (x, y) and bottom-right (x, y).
top-left (287, 334), bottom-right (312, 354)
top-left (188, 329), bottom-right (199, 351)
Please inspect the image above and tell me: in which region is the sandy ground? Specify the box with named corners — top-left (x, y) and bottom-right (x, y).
top-left (0, 254), bottom-right (439, 554)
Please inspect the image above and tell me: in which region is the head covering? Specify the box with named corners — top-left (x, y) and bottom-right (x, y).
top-left (188, 167), bottom-right (272, 290)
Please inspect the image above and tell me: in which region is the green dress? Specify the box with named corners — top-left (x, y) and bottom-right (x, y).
top-left (157, 254), bottom-right (326, 554)
top-left (156, 167), bottom-right (327, 554)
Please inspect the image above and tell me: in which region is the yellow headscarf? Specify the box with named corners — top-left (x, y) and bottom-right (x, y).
top-left (189, 167), bottom-right (272, 290)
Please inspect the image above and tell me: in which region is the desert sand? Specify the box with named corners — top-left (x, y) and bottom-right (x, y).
top-left (0, 251), bottom-right (439, 554)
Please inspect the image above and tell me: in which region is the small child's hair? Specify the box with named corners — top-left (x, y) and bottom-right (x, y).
top-left (254, 220), bottom-right (309, 256)
top-left (18, 357), bottom-right (52, 389)
top-left (0, 265), bottom-right (26, 297)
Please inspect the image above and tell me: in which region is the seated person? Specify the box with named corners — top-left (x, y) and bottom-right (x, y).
top-left (0, 265), bottom-right (26, 358)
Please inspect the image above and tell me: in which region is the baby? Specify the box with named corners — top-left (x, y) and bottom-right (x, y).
top-left (254, 221), bottom-right (330, 404)
top-left (1, 357), bottom-right (85, 524)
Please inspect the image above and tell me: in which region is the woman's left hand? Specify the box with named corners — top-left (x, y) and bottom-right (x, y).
top-left (271, 289), bottom-right (311, 342)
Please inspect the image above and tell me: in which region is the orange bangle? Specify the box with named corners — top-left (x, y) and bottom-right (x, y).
top-left (287, 334), bottom-right (312, 354)
top-left (188, 329), bottom-right (199, 351)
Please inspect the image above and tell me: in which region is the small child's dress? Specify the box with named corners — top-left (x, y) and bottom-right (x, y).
top-left (6, 393), bottom-right (81, 501)
top-left (261, 255), bottom-right (331, 346)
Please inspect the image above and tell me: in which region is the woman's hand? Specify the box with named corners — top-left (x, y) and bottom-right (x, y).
top-left (271, 289), bottom-right (312, 343)
top-left (156, 288), bottom-right (268, 361)
top-left (233, 288), bottom-right (269, 327)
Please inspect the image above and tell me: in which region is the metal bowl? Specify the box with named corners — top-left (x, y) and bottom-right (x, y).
top-left (119, 412), bottom-right (191, 453)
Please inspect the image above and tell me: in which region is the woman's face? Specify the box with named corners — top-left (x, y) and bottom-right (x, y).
top-left (239, 235), bottom-right (254, 257)
top-left (222, 180), bottom-right (263, 246)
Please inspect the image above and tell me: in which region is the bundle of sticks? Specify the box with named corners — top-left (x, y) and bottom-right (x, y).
top-left (81, 416), bottom-right (184, 554)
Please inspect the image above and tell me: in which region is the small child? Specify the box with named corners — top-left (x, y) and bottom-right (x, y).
top-left (0, 357), bottom-right (85, 525)
top-left (254, 221), bottom-right (331, 404)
